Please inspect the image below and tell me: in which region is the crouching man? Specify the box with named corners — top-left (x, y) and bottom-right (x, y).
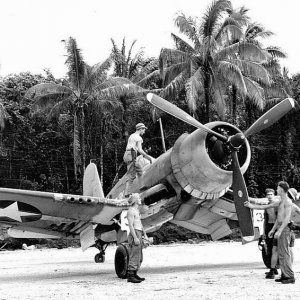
top-left (127, 193), bottom-right (148, 283)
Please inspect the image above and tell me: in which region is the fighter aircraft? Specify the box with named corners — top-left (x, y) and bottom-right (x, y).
top-left (0, 93), bottom-right (296, 278)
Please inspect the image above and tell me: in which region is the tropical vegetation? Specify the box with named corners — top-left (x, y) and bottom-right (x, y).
top-left (0, 0), bottom-right (299, 205)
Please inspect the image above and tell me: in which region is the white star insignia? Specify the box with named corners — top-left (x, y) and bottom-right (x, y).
top-left (0, 202), bottom-right (40, 222)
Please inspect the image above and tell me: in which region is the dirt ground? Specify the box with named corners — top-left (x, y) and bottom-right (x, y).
top-left (0, 240), bottom-right (299, 300)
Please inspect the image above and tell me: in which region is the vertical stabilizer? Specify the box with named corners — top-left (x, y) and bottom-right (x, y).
top-left (83, 163), bottom-right (104, 198)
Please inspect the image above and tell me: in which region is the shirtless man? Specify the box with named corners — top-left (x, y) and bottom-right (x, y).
top-left (126, 193), bottom-right (148, 283)
top-left (245, 182), bottom-right (295, 284)
top-left (248, 188), bottom-right (280, 278)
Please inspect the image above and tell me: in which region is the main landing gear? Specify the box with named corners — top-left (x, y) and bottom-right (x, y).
top-left (94, 240), bottom-right (108, 263)
top-left (114, 243), bottom-right (129, 278)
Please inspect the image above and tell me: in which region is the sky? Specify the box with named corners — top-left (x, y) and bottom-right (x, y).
top-left (1, 0), bottom-right (300, 78)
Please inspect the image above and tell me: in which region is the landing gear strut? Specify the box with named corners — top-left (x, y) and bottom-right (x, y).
top-left (94, 240), bottom-right (108, 263)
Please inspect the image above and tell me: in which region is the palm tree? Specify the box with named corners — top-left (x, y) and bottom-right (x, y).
top-left (109, 38), bottom-right (160, 141)
top-left (25, 37), bottom-right (122, 178)
top-left (159, 0), bottom-right (270, 123)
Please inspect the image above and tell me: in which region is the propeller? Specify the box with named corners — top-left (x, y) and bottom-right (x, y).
top-left (146, 93), bottom-right (295, 240)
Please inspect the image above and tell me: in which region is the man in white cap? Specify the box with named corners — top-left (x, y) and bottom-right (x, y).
top-left (123, 123), bottom-right (152, 196)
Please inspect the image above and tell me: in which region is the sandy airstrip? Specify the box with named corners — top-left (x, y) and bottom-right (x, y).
top-left (0, 240), bottom-right (299, 299)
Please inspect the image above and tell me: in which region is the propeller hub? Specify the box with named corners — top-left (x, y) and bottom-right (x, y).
top-left (228, 133), bottom-right (246, 149)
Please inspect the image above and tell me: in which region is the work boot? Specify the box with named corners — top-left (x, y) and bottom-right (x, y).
top-left (281, 277), bottom-right (295, 284)
top-left (134, 271), bottom-right (145, 281)
top-left (275, 276), bottom-right (287, 282)
top-left (265, 269), bottom-right (278, 275)
top-left (265, 269), bottom-right (276, 279)
top-left (127, 270), bottom-right (142, 283)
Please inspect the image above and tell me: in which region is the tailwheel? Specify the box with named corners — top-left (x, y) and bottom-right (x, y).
top-left (114, 243), bottom-right (129, 278)
top-left (94, 252), bottom-right (105, 263)
top-left (94, 240), bottom-right (108, 263)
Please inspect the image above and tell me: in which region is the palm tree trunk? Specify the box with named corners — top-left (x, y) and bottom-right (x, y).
top-left (120, 96), bottom-right (129, 142)
top-left (80, 106), bottom-right (86, 173)
top-left (232, 86), bottom-right (237, 124)
top-left (204, 72), bottom-right (210, 123)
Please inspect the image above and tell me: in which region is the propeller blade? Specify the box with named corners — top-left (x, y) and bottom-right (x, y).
top-left (146, 93), bottom-right (227, 142)
top-left (244, 98), bottom-right (295, 137)
top-left (231, 151), bottom-right (254, 241)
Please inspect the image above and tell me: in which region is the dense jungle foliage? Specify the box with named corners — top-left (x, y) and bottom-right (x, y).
top-left (0, 0), bottom-right (299, 246)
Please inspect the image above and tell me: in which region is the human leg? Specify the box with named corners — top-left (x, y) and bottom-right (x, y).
top-left (124, 161), bottom-right (137, 196)
top-left (277, 227), bottom-right (295, 283)
top-left (127, 230), bottom-right (143, 283)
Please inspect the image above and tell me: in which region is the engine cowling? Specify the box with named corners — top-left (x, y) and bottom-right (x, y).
top-left (170, 121), bottom-right (251, 200)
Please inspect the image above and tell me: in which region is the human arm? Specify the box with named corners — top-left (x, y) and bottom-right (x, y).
top-left (248, 197), bottom-right (269, 205)
top-left (244, 200), bottom-right (280, 210)
top-left (136, 141), bottom-right (152, 163)
top-left (268, 220), bottom-right (278, 238)
top-left (127, 209), bottom-right (140, 245)
top-left (292, 203), bottom-right (300, 214)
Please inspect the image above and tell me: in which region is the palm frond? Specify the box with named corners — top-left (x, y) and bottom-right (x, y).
top-left (136, 70), bottom-right (160, 88)
top-left (171, 33), bottom-right (195, 53)
top-left (163, 62), bottom-right (188, 86)
top-left (185, 68), bottom-right (204, 113)
top-left (159, 48), bottom-right (190, 80)
top-left (263, 84), bottom-right (289, 99)
top-left (95, 83), bottom-right (146, 99)
top-left (239, 42), bottom-right (270, 63)
top-left (126, 40), bottom-right (137, 71)
top-left (94, 77), bottom-right (132, 91)
top-left (217, 61), bottom-right (247, 95)
top-left (89, 97), bottom-right (123, 117)
top-left (46, 99), bottom-right (74, 120)
top-left (243, 77), bottom-right (265, 109)
top-left (25, 83), bottom-right (75, 110)
top-left (128, 50), bottom-right (145, 78)
top-left (232, 59), bottom-right (271, 85)
top-left (265, 46), bottom-right (287, 58)
top-left (200, 0), bottom-right (231, 37)
top-left (174, 13), bottom-right (201, 48)
top-left (210, 75), bottom-right (227, 118)
top-left (132, 58), bottom-right (159, 83)
top-left (64, 37), bottom-right (86, 91)
top-left (82, 56), bottom-right (112, 92)
top-left (161, 72), bottom-right (188, 98)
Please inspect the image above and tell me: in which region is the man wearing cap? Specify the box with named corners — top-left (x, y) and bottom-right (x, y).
top-left (123, 123), bottom-right (152, 197)
top-left (126, 193), bottom-right (148, 283)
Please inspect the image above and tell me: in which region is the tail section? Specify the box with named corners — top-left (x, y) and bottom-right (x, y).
top-left (83, 163), bottom-right (104, 198)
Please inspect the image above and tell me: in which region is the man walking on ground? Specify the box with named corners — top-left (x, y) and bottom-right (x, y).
top-left (123, 123), bottom-right (152, 197)
top-left (126, 193), bottom-right (148, 283)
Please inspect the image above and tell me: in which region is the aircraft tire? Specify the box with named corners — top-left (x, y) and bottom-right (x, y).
top-left (114, 243), bottom-right (129, 279)
top-left (261, 247), bottom-right (271, 269)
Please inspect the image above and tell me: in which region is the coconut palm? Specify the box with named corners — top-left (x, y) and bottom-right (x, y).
top-left (159, 0), bottom-right (271, 122)
top-left (25, 37), bottom-right (123, 177)
top-left (109, 38), bottom-right (160, 141)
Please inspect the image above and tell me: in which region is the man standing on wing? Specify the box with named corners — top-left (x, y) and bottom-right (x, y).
top-left (127, 193), bottom-right (148, 283)
top-left (123, 123), bottom-right (152, 197)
